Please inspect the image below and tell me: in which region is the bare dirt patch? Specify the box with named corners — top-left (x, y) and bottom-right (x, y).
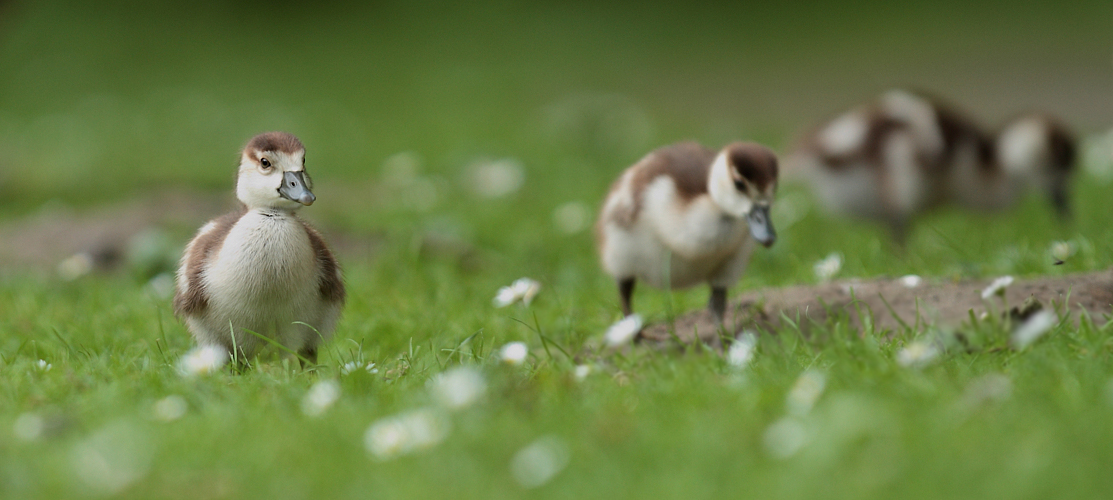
top-left (639, 270), bottom-right (1113, 348)
top-left (0, 190), bottom-right (377, 277)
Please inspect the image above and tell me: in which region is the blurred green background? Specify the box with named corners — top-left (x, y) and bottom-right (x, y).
top-left (0, 0), bottom-right (1109, 207)
top-left (3, 2), bottom-right (1113, 499)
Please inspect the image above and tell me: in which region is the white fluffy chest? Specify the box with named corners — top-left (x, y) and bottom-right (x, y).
top-left (599, 176), bottom-right (750, 289)
top-left (205, 211), bottom-right (317, 311)
top-left (642, 177), bottom-right (747, 259)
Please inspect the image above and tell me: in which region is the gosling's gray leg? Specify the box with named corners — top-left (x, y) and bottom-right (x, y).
top-left (298, 347), bottom-right (318, 369)
top-left (709, 286), bottom-right (727, 324)
top-left (618, 278), bottom-right (635, 317)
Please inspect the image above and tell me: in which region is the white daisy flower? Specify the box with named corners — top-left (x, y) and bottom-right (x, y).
top-left (57, 252), bottom-right (94, 281)
top-left (152, 395), bottom-right (188, 422)
top-left (13, 413), bottom-right (45, 441)
top-left (603, 314), bottom-right (643, 347)
top-left (1050, 241), bottom-right (1074, 264)
top-left (763, 417), bottom-right (807, 459)
top-left (71, 421), bottom-right (153, 495)
top-left (492, 278), bottom-right (542, 307)
top-left (981, 276), bottom-right (1014, 300)
top-left (552, 201), bottom-right (590, 234)
top-left (177, 345), bottom-right (229, 377)
top-left (573, 364), bottom-right (592, 381)
top-left (500, 342), bottom-right (529, 366)
top-left (813, 253), bottom-right (842, 283)
top-left (513, 278), bottom-right (542, 306)
top-left (510, 436), bottom-right (571, 488)
top-left (301, 380), bottom-right (342, 417)
top-left (896, 340), bottom-right (940, 368)
top-left (364, 409), bottom-right (449, 460)
top-left (962, 373), bottom-right (1013, 407)
top-left (727, 332), bottom-right (758, 369)
top-left (429, 366), bottom-right (487, 411)
top-left (341, 361), bottom-right (378, 375)
top-left (786, 370), bottom-right (826, 416)
top-left (36, 359), bottom-right (52, 371)
top-left (899, 275), bottom-right (923, 288)
top-left (493, 286), bottom-right (520, 308)
top-left (1011, 310), bottom-right (1057, 349)
top-left (466, 158), bottom-right (525, 198)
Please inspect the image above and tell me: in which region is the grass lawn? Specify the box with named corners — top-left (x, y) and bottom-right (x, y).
top-left (2, 1), bottom-right (1113, 499)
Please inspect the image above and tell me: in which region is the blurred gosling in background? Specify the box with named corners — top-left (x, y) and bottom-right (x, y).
top-left (788, 89), bottom-right (1075, 242)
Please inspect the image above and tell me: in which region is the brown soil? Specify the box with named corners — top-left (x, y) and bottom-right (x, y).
top-left (639, 270), bottom-right (1113, 348)
top-left (0, 189), bottom-right (376, 275)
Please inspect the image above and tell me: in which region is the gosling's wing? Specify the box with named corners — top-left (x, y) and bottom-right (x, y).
top-left (299, 220), bottom-right (346, 305)
top-left (173, 206), bottom-right (247, 317)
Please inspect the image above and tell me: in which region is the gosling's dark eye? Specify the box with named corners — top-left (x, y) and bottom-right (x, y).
top-left (733, 179), bottom-right (746, 191)
top-left (260, 158), bottom-right (272, 168)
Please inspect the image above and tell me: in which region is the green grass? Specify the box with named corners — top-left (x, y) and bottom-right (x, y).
top-left (3, 1), bottom-right (1113, 499)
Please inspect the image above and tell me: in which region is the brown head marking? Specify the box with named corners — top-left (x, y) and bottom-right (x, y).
top-left (244, 132), bottom-right (305, 157)
top-left (724, 142), bottom-right (778, 193)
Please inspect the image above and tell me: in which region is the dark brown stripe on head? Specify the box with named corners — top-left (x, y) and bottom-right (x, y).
top-left (245, 131), bottom-right (305, 156)
top-left (299, 220), bottom-right (346, 304)
top-left (724, 142), bottom-right (778, 192)
top-left (173, 205), bottom-right (249, 317)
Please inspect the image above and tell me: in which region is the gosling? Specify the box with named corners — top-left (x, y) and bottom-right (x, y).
top-left (596, 141), bottom-right (778, 324)
top-left (790, 89), bottom-right (1074, 242)
top-left (174, 132), bottom-right (345, 365)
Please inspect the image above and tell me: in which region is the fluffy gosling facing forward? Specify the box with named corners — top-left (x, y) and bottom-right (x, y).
top-left (596, 141), bottom-right (778, 324)
top-left (174, 132), bottom-right (345, 365)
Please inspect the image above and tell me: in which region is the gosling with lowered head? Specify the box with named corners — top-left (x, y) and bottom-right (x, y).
top-left (596, 141), bottom-right (778, 324)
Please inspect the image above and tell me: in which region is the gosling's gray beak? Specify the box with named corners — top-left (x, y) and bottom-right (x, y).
top-left (279, 171), bottom-right (315, 206)
top-left (747, 205), bottom-right (776, 247)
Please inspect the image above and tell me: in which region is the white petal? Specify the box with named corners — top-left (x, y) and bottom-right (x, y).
top-left (13, 413), bottom-right (45, 441)
top-left (467, 158), bottom-right (525, 198)
top-left (364, 409), bottom-right (449, 460)
top-left (177, 345), bottom-right (229, 377)
top-left (1050, 241), bottom-right (1074, 262)
top-left (727, 332), bottom-right (758, 369)
top-left (500, 342), bottom-right (529, 365)
top-left (899, 275), bottom-right (922, 288)
top-left (513, 278), bottom-right (542, 306)
top-left (429, 367), bottom-right (487, 411)
top-left (57, 252), bottom-right (94, 281)
top-left (786, 370), bottom-right (826, 416)
top-left (896, 340), bottom-right (940, 368)
top-left (1011, 310), bottom-right (1057, 349)
top-left (763, 417), bottom-right (807, 459)
top-left (553, 201), bottom-right (590, 234)
top-left (603, 314), bottom-right (643, 347)
top-left (493, 286), bottom-right (520, 307)
top-left (813, 253), bottom-right (842, 282)
top-left (301, 380), bottom-right (341, 417)
top-left (510, 436), bottom-right (570, 488)
top-left (71, 421), bottom-right (153, 495)
top-left (152, 396), bottom-right (188, 422)
top-left (981, 276), bottom-right (1015, 300)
